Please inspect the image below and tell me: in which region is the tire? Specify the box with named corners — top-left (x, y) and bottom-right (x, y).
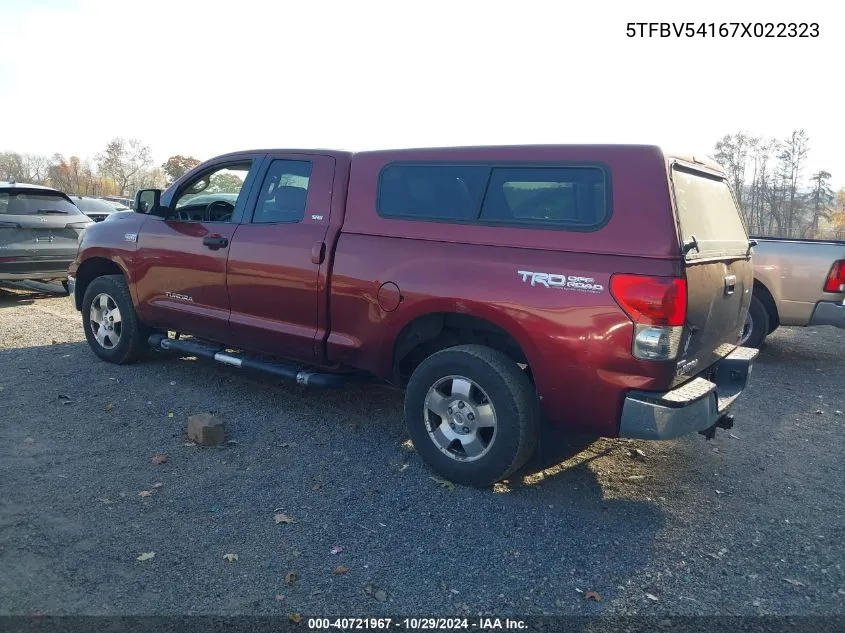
top-left (739, 294), bottom-right (770, 349)
top-left (81, 274), bottom-right (148, 364)
top-left (404, 344), bottom-right (539, 487)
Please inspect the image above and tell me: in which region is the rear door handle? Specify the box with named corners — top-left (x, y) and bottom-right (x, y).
top-left (202, 235), bottom-right (229, 250)
top-left (724, 275), bottom-right (736, 296)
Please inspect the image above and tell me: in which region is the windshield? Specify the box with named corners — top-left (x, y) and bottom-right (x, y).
top-left (671, 166), bottom-right (749, 260)
top-left (0, 188), bottom-right (83, 216)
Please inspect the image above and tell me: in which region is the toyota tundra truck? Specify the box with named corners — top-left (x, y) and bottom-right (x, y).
top-left (67, 145), bottom-right (759, 487)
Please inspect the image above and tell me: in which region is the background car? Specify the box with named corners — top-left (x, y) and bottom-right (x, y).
top-left (70, 195), bottom-right (124, 223)
top-left (0, 180), bottom-right (92, 291)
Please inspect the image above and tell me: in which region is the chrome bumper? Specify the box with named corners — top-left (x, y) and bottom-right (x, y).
top-left (809, 300), bottom-right (845, 329)
top-left (618, 346), bottom-right (759, 440)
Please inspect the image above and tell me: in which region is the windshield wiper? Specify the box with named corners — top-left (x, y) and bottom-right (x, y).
top-left (36, 209), bottom-right (69, 214)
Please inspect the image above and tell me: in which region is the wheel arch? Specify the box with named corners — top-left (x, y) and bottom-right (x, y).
top-left (389, 305), bottom-right (539, 387)
top-left (73, 257), bottom-right (129, 310)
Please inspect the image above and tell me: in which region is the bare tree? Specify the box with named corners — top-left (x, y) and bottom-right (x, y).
top-left (96, 137), bottom-right (153, 197)
top-left (775, 129), bottom-right (810, 238)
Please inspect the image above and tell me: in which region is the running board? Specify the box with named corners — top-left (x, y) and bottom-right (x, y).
top-left (147, 334), bottom-right (348, 388)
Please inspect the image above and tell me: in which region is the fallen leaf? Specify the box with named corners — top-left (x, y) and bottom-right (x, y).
top-left (333, 565), bottom-right (349, 575)
top-left (330, 545), bottom-right (343, 555)
top-left (274, 513), bottom-right (295, 525)
top-left (169, 381), bottom-right (176, 386)
top-left (151, 454), bottom-right (169, 465)
top-left (275, 594), bottom-right (285, 601)
top-left (646, 593), bottom-right (659, 601)
top-left (783, 578), bottom-right (805, 587)
top-left (51, 339), bottom-right (58, 345)
top-left (398, 463), bottom-right (409, 472)
top-left (138, 490), bottom-right (153, 498)
top-left (23, 437), bottom-right (35, 444)
top-left (285, 571), bottom-right (297, 585)
top-left (167, 412), bottom-right (174, 419)
top-left (104, 403), bottom-right (114, 412)
top-left (223, 553), bottom-right (239, 562)
top-left (152, 482), bottom-right (164, 489)
top-left (715, 490), bottom-right (725, 495)
top-left (628, 448), bottom-right (646, 459)
top-left (288, 613), bottom-right (302, 624)
top-left (136, 552), bottom-right (155, 561)
top-left (58, 394), bottom-right (71, 401)
top-left (584, 591), bottom-right (603, 602)
top-left (835, 411), bottom-right (843, 416)
top-left (429, 476), bottom-right (454, 489)
top-left (374, 590), bottom-right (388, 602)
top-left (401, 439), bottom-right (415, 452)
top-left (815, 410), bottom-right (824, 415)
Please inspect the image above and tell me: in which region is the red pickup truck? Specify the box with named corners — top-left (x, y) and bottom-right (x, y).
top-left (68, 145), bottom-right (758, 486)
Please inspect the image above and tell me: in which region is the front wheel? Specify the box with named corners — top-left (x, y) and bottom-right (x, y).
top-left (81, 274), bottom-right (148, 364)
top-left (404, 344), bottom-right (539, 487)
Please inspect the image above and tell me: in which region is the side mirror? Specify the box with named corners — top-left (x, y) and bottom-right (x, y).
top-left (134, 189), bottom-right (168, 217)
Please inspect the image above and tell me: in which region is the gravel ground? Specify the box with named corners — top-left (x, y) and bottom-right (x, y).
top-left (0, 280), bottom-right (843, 619)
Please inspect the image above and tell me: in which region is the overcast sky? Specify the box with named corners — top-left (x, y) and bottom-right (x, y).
top-left (0, 0), bottom-right (840, 185)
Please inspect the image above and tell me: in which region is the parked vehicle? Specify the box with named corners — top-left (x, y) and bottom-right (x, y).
top-left (70, 196), bottom-right (123, 223)
top-left (741, 237), bottom-right (845, 347)
top-left (68, 145), bottom-right (758, 486)
top-left (0, 181), bottom-right (92, 290)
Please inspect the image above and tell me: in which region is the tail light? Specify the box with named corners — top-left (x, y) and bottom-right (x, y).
top-left (823, 260), bottom-right (845, 293)
top-left (610, 274), bottom-right (687, 361)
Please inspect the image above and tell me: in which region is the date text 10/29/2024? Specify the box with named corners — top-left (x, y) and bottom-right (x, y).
top-left (626, 22), bottom-right (819, 38)
top-left (307, 618), bottom-right (527, 630)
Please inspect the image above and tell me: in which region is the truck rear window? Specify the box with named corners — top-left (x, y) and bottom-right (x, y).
top-left (378, 164), bottom-right (609, 230)
top-left (671, 166), bottom-right (749, 260)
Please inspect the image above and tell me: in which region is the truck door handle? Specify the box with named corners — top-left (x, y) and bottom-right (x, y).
top-left (311, 241), bottom-right (326, 265)
top-left (202, 235), bottom-right (229, 250)
top-left (724, 275), bottom-right (736, 296)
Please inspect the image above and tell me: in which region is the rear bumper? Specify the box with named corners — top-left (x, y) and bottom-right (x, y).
top-left (0, 257), bottom-right (74, 281)
top-left (809, 300), bottom-right (845, 329)
top-left (618, 346), bottom-right (758, 440)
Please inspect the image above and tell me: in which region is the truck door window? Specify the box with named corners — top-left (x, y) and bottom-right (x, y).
top-left (173, 162), bottom-right (252, 222)
top-left (252, 160), bottom-right (312, 224)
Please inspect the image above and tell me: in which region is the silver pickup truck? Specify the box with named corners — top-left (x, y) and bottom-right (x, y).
top-left (741, 237), bottom-right (845, 347)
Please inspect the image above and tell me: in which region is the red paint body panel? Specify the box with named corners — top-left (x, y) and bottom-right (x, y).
top-left (71, 144), bottom-right (747, 438)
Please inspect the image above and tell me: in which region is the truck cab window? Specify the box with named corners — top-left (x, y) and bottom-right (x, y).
top-left (173, 162), bottom-right (251, 222)
top-left (252, 160), bottom-right (312, 224)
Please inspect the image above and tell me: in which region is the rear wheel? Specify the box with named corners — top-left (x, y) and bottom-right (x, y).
top-left (739, 295), bottom-right (770, 348)
top-left (81, 274), bottom-right (147, 364)
top-left (404, 344), bottom-right (539, 487)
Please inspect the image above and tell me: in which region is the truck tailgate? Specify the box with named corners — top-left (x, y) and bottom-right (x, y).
top-left (671, 163), bottom-right (753, 379)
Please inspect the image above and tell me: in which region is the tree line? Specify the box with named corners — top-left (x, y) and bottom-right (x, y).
top-left (0, 138), bottom-right (201, 200)
top-left (3, 133), bottom-right (844, 239)
top-left (712, 129), bottom-right (844, 240)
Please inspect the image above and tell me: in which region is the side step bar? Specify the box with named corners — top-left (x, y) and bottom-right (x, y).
top-left (147, 334), bottom-right (348, 388)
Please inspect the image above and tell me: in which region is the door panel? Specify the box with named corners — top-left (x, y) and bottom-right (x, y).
top-left (134, 157), bottom-right (263, 341)
top-left (227, 154), bottom-right (335, 361)
top-left (134, 218), bottom-right (239, 341)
